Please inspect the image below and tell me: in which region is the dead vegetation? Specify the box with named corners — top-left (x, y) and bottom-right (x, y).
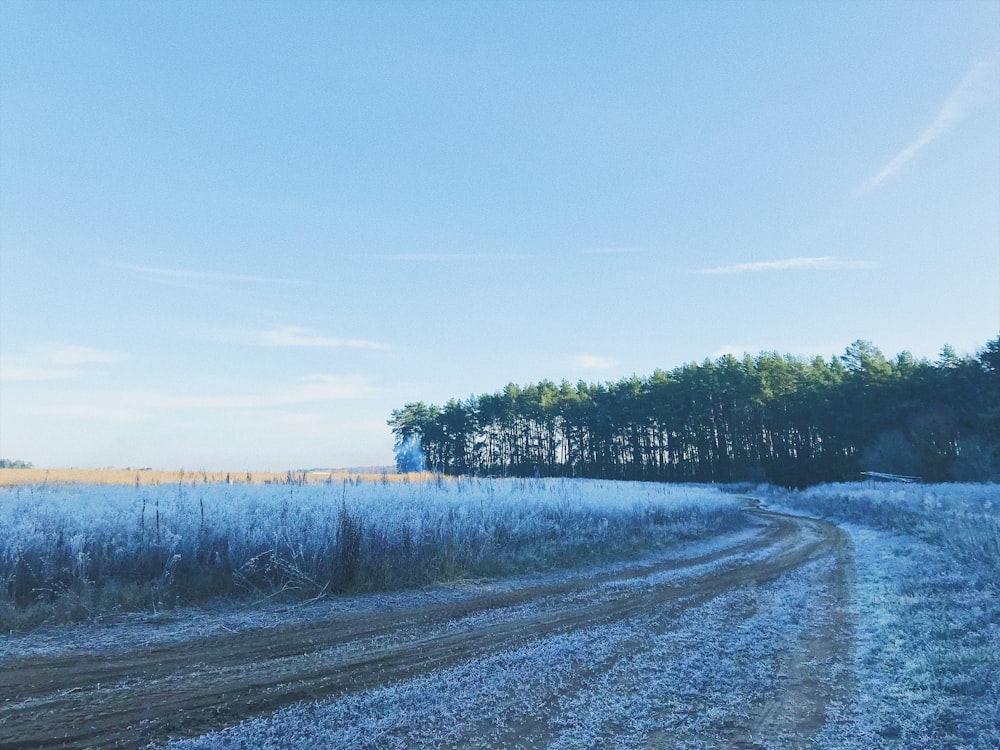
top-left (0, 468), bottom-right (432, 487)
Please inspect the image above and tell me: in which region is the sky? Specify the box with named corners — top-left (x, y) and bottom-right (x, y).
top-left (1, 1), bottom-right (998, 471)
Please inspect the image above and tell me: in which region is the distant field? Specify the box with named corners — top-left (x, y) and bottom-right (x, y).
top-left (0, 468), bottom-right (431, 487)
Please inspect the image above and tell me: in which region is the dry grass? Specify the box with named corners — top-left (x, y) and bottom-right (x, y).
top-left (0, 468), bottom-right (437, 487)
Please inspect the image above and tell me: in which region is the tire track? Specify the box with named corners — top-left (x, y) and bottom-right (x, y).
top-left (734, 515), bottom-right (854, 749)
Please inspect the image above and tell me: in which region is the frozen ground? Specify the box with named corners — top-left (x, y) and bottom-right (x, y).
top-left (165, 553), bottom-right (843, 750)
top-left (763, 482), bottom-right (1000, 749)
top-left (2, 506), bottom-right (849, 749)
top-left (2, 481), bottom-right (996, 749)
top-left (163, 485), bottom-right (1000, 750)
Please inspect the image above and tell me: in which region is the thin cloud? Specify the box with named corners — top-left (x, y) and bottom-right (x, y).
top-left (22, 402), bottom-right (155, 423)
top-left (856, 53), bottom-right (1000, 197)
top-left (691, 256), bottom-right (877, 275)
top-left (384, 252), bottom-right (534, 262)
top-left (0, 344), bottom-right (128, 382)
top-left (153, 374), bottom-right (376, 409)
top-left (573, 355), bottom-right (619, 370)
top-left (254, 326), bottom-right (388, 350)
top-left (581, 247), bottom-right (642, 255)
top-left (385, 253), bottom-right (476, 261)
top-left (15, 374), bottom-right (378, 421)
top-left (0, 365), bottom-right (87, 382)
top-left (116, 263), bottom-right (303, 287)
top-left (46, 345), bottom-right (127, 366)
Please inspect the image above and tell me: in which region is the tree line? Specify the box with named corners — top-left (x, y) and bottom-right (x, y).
top-left (389, 337), bottom-right (1000, 487)
top-left (0, 459), bottom-right (33, 469)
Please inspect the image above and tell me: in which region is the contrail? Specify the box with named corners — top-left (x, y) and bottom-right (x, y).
top-left (855, 53), bottom-right (1000, 197)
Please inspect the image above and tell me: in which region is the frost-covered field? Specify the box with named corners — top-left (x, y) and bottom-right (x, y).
top-left (763, 482), bottom-right (1000, 749)
top-left (159, 482), bottom-right (1000, 750)
top-left (0, 478), bottom-right (743, 630)
top-left (5, 479), bottom-right (997, 749)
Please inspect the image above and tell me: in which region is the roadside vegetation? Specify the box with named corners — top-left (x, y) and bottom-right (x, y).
top-left (0, 478), bottom-right (743, 631)
top-left (762, 482), bottom-right (1000, 748)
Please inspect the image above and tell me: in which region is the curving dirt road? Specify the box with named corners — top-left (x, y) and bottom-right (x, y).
top-left (0, 507), bottom-right (852, 749)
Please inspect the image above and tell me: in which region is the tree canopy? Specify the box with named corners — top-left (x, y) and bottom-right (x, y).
top-left (390, 336), bottom-right (1000, 486)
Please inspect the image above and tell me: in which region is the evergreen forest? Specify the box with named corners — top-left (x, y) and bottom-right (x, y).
top-left (389, 337), bottom-right (1000, 487)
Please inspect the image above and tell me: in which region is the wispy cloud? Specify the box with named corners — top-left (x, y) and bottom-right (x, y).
top-left (253, 326), bottom-right (388, 350)
top-left (581, 247), bottom-right (641, 255)
top-left (45, 345), bottom-right (126, 366)
top-left (0, 366), bottom-right (86, 383)
top-left (14, 374), bottom-right (377, 422)
top-left (0, 345), bottom-right (128, 382)
top-left (153, 374), bottom-right (376, 409)
top-left (21, 402), bottom-right (156, 423)
top-left (573, 355), bottom-right (619, 370)
top-left (384, 252), bottom-right (534, 262)
top-left (691, 256), bottom-right (876, 275)
top-left (856, 53), bottom-right (1000, 197)
top-left (116, 264), bottom-right (303, 288)
top-left (385, 253), bottom-right (475, 261)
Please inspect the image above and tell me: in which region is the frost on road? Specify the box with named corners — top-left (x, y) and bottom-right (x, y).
top-left (1, 509), bottom-right (852, 749)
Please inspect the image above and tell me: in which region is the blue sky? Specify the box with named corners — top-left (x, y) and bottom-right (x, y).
top-left (2, 1), bottom-right (998, 470)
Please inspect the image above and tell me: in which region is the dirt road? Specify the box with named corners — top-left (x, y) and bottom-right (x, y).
top-left (0, 508), bottom-right (852, 749)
